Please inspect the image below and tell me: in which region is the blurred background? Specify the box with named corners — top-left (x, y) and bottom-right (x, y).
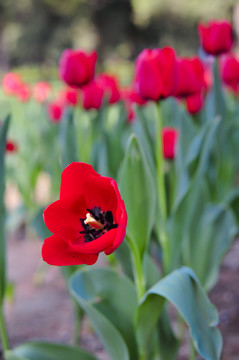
top-left (0, 0), bottom-right (238, 83)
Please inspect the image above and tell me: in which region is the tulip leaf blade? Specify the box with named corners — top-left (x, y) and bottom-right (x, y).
top-left (5, 342), bottom-right (97, 360)
top-left (119, 134), bottom-right (156, 258)
top-left (0, 114), bottom-right (10, 304)
top-left (59, 108), bottom-right (77, 169)
top-left (136, 267), bottom-right (222, 360)
top-left (69, 267), bottom-right (138, 360)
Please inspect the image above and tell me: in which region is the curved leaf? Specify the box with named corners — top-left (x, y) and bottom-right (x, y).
top-left (136, 267), bottom-right (222, 360)
top-left (6, 342), bottom-right (96, 360)
top-left (119, 134), bottom-right (156, 259)
top-left (69, 267), bottom-right (138, 360)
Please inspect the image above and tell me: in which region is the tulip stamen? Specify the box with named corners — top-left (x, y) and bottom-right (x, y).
top-left (80, 206), bottom-right (118, 242)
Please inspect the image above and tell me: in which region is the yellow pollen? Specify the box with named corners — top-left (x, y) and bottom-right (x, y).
top-left (84, 213), bottom-right (104, 230)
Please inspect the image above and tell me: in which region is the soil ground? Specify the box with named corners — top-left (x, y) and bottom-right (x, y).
top-left (1, 233), bottom-right (239, 360)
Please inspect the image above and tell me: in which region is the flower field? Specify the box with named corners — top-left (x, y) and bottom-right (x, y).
top-left (0, 9), bottom-right (239, 360)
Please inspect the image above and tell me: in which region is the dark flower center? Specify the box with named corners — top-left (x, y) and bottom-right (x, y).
top-left (80, 206), bottom-right (118, 243)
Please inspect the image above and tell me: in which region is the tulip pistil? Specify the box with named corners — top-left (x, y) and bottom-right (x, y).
top-left (80, 206), bottom-right (118, 242)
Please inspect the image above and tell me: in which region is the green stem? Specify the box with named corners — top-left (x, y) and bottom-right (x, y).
top-left (189, 337), bottom-right (196, 360)
top-left (155, 103), bottom-right (170, 272)
top-left (73, 303), bottom-right (83, 345)
top-left (128, 237), bottom-right (145, 300)
top-left (0, 305), bottom-right (9, 351)
top-left (155, 103), bottom-right (167, 221)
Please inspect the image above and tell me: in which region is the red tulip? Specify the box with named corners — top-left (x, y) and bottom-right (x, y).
top-left (174, 57), bottom-right (204, 97)
top-left (81, 80), bottom-right (104, 110)
top-left (59, 49), bottom-right (97, 87)
top-left (47, 101), bottom-right (64, 122)
top-left (220, 54), bottom-right (239, 94)
top-left (16, 83), bottom-right (31, 103)
top-left (134, 47), bottom-right (176, 101)
top-left (6, 140), bottom-right (18, 153)
top-left (60, 88), bottom-right (79, 106)
top-left (42, 162), bottom-right (127, 266)
top-left (186, 92), bottom-right (204, 114)
top-left (162, 127), bottom-right (178, 160)
top-left (96, 74), bottom-right (121, 104)
top-left (33, 82), bottom-right (51, 103)
top-left (2, 73), bottom-right (22, 96)
top-left (198, 20), bottom-right (233, 56)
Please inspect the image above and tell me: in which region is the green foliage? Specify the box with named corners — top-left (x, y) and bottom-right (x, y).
top-left (0, 115), bottom-right (10, 304)
top-left (136, 267), bottom-right (222, 360)
top-left (69, 267), bottom-right (138, 360)
top-left (119, 134), bottom-right (156, 259)
top-left (5, 342), bottom-right (97, 360)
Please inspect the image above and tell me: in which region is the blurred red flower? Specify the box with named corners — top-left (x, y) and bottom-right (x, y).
top-left (6, 140), bottom-right (18, 153)
top-left (42, 162), bottom-right (127, 266)
top-left (59, 49), bottom-right (97, 87)
top-left (174, 57), bottom-right (204, 97)
top-left (60, 88), bottom-right (79, 107)
top-left (33, 82), bottom-right (51, 103)
top-left (198, 20), bottom-right (233, 56)
top-left (134, 47), bottom-right (176, 101)
top-left (47, 101), bottom-right (64, 122)
top-left (162, 127), bottom-right (178, 160)
top-left (2, 73), bottom-right (22, 96)
top-left (97, 74), bottom-right (121, 104)
top-left (81, 80), bottom-right (104, 110)
top-left (81, 73), bottom-right (120, 110)
top-left (220, 54), bottom-right (239, 94)
top-left (186, 92), bottom-right (204, 114)
top-left (16, 83), bottom-right (31, 103)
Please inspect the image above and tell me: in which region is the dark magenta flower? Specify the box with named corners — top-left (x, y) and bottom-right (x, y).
top-left (162, 127), bottom-right (178, 160)
top-left (59, 49), bottom-right (97, 87)
top-left (60, 88), bottom-right (79, 107)
top-left (198, 20), bottom-right (233, 56)
top-left (134, 47), bottom-right (176, 101)
top-left (96, 74), bottom-right (121, 104)
top-left (6, 140), bottom-right (18, 153)
top-left (220, 54), bottom-right (239, 94)
top-left (186, 92), bottom-right (204, 114)
top-left (47, 100), bottom-right (64, 122)
top-left (81, 80), bottom-right (104, 110)
top-left (42, 162), bottom-right (127, 266)
top-left (174, 57), bottom-right (204, 97)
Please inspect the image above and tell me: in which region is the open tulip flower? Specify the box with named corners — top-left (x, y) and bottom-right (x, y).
top-left (42, 162), bottom-right (127, 266)
top-left (198, 20), bottom-right (233, 56)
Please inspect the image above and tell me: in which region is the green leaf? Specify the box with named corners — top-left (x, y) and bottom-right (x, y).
top-left (0, 114), bottom-right (10, 303)
top-left (157, 305), bottom-right (180, 360)
top-left (136, 267), bottom-right (222, 360)
top-left (168, 178), bottom-right (209, 271)
top-left (225, 188), bottom-right (239, 224)
top-left (182, 204), bottom-right (237, 290)
top-left (59, 109), bottom-right (77, 169)
top-left (69, 267), bottom-right (138, 360)
top-left (5, 342), bottom-right (97, 360)
top-left (31, 207), bottom-right (52, 240)
top-left (119, 134), bottom-right (156, 258)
